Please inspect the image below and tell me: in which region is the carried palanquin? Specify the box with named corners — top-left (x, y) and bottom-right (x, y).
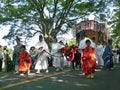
top-left (63, 20), bottom-right (109, 62)
top-left (74, 20), bottom-right (109, 44)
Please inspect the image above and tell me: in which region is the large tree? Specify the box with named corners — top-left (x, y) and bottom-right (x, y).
top-left (0, 0), bottom-right (115, 48)
top-left (110, 0), bottom-right (120, 45)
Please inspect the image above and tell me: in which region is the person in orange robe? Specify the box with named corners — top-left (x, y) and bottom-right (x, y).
top-left (18, 45), bottom-right (31, 76)
top-left (81, 39), bottom-right (96, 79)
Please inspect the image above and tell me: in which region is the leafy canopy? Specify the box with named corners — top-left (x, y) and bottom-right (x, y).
top-left (0, 0), bottom-right (115, 44)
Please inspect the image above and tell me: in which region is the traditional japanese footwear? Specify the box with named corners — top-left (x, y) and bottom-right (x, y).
top-left (14, 71), bottom-right (19, 75)
top-left (60, 68), bottom-right (63, 71)
top-left (20, 73), bottom-right (25, 76)
top-left (27, 70), bottom-right (30, 75)
top-left (55, 68), bottom-right (60, 72)
top-left (45, 70), bottom-right (49, 73)
top-left (36, 70), bottom-right (40, 74)
top-left (36, 72), bottom-right (40, 74)
top-left (90, 73), bottom-right (94, 79)
top-left (87, 74), bottom-right (91, 79)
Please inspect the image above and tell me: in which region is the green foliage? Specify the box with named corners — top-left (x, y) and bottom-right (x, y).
top-left (68, 38), bottom-right (76, 46)
top-left (110, 0), bottom-right (120, 46)
top-left (0, 0), bottom-right (114, 46)
top-left (112, 21), bottom-right (120, 45)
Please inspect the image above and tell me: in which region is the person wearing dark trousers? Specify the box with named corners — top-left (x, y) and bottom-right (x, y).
top-left (71, 46), bottom-right (81, 70)
top-left (72, 50), bottom-right (81, 70)
top-left (0, 59), bottom-right (3, 72)
top-left (0, 45), bottom-right (3, 72)
top-left (116, 46), bottom-right (120, 63)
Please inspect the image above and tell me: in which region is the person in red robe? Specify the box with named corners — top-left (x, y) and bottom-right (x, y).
top-left (81, 39), bottom-right (96, 79)
top-left (18, 45), bottom-right (31, 76)
top-left (64, 45), bottom-right (75, 62)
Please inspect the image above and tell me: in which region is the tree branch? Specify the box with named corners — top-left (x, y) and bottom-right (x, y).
top-left (55, 0), bottom-right (74, 34)
top-left (55, 0), bottom-right (74, 28)
top-left (52, 0), bottom-right (58, 19)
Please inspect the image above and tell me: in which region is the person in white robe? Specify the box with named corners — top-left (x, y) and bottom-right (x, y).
top-left (91, 37), bottom-right (98, 65)
top-left (114, 45), bottom-right (119, 64)
top-left (51, 40), bottom-right (64, 71)
top-left (96, 42), bottom-right (104, 68)
top-left (35, 35), bottom-right (49, 74)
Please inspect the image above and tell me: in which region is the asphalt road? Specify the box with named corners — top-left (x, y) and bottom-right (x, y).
top-left (0, 65), bottom-right (120, 90)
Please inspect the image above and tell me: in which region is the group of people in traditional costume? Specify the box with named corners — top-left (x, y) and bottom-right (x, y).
top-left (11, 32), bottom-right (116, 79)
top-left (13, 35), bottom-right (50, 76)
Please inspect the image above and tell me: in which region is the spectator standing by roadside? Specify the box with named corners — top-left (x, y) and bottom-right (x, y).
top-left (116, 45), bottom-right (120, 64)
top-left (13, 37), bottom-right (22, 74)
top-left (0, 45), bottom-right (3, 72)
top-left (3, 46), bottom-right (9, 72)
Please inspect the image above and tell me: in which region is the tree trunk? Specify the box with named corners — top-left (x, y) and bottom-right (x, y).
top-left (44, 35), bottom-right (56, 52)
top-left (44, 35), bottom-right (56, 67)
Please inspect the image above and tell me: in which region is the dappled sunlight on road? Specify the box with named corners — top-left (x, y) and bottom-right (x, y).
top-left (50, 76), bottom-right (67, 83)
top-left (49, 72), bottom-right (90, 88)
top-left (75, 83), bottom-right (89, 87)
top-left (95, 69), bottom-right (102, 72)
top-left (62, 74), bottom-right (76, 77)
top-left (36, 86), bottom-right (43, 89)
top-left (1, 65), bottom-right (120, 90)
top-left (0, 73), bottom-right (18, 82)
top-left (50, 76), bottom-right (57, 81)
top-left (57, 79), bottom-right (64, 83)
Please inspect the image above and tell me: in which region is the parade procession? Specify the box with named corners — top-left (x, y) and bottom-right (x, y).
top-left (0, 20), bottom-right (120, 90)
top-left (0, 20), bottom-right (119, 90)
top-left (0, 20), bottom-right (118, 78)
top-left (1, 0), bottom-right (120, 90)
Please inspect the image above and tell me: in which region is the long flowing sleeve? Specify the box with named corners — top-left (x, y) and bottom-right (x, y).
top-left (18, 50), bottom-right (31, 72)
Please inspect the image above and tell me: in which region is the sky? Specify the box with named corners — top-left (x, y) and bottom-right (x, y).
top-left (0, 26), bottom-right (10, 46)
